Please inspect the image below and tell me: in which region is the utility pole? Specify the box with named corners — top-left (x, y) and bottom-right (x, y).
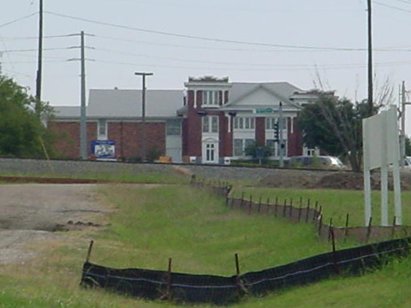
top-left (68, 31), bottom-right (92, 160)
top-left (367, 0), bottom-right (373, 116)
top-left (401, 81), bottom-right (411, 166)
top-left (35, 0), bottom-right (44, 115)
top-left (279, 101), bottom-right (284, 168)
top-left (134, 72), bottom-right (153, 162)
top-left (80, 31), bottom-right (87, 160)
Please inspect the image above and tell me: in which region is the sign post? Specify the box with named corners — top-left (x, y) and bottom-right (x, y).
top-left (362, 105), bottom-right (402, 226)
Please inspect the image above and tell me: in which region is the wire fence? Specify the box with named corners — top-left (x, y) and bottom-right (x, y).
top-left (190, 177), bottom-right (411, 243)
top-left (81, 237), bottom-right (410, 305)
top-left (80, 177), bottom-right (411, 304)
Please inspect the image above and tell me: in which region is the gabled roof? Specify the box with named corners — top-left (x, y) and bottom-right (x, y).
top-left (53, 89), bottom-right (184, 119)
top-left (224, 82), bottom-right (302, 109)
top-left (87, 89), bottom-right (184, 118)
top-left (52, 106), bottom-right (80, 118)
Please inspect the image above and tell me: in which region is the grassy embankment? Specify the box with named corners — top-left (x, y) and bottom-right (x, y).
top-left (0, 182), bottom-right (409, 307)
top-left (231, 186), bottom-right (411, 227)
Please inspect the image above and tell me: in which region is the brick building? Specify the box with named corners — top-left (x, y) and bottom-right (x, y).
top-left (180, 76), bottom-right (319, 164)
top-left (49, 88), bottom-right (184, 162)
top-left (49, 76), bottom-right (319, 163)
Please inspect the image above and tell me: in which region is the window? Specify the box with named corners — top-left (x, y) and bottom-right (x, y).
top-left (167, 120), bottom-right (181, 136)
top-left (205, 143), bottom-right (215, 162)
top-left (266, 118), bottom-right (276, 130)
top-left (245, 139), bottom-right (254, 150)
top-left (234, 139), bottom-right (243, 156)
top-left (266, 117), bottom-right (287, 130)
top-left (233, 138), bottom-right (254, 156)
top-left (202, 116), bottom-right (219, 133)
top-left (202, 90), bottom-right (221, 106)
top-left (98, 119), bottom-right (107, 140)
top-left (266, 139), bottom-right (287, 157)
top-left (234, 117), bottom-right (255, 130)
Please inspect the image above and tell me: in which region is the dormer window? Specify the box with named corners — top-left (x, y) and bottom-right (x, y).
top-left (202, 90), bottom-right (221, 106)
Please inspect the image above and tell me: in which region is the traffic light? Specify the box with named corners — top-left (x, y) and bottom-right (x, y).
top-left (273, 121), bottom-right (279, 142)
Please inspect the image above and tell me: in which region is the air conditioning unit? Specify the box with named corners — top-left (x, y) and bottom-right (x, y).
top-left (189, 156), bottom-right (197, 164)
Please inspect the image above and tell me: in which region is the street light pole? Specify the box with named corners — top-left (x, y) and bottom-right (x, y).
top-left (278, 101), bottom-right (284, 168)
top-left (134, 72), bottom-right (153, 162)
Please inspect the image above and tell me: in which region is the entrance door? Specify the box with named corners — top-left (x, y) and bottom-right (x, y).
top-left (202, 141), bottom-right (219, 164)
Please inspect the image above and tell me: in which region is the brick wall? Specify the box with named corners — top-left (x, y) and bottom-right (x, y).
top-left (108, 122), bottom-right (165, 160)
top-left (287, 117), bottom-right (303, 156)
top-left (255, 117), bottom-right (265, 146)
top-left (184, 90), bottom-right (202, 157)
top-left (49, 121), bottom-right (166, 160)
top-left (48, 121), bottom-right (97, 159)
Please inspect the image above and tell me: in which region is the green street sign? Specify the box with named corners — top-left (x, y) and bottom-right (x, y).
top-left (255, 107), bottom-right (274, 114)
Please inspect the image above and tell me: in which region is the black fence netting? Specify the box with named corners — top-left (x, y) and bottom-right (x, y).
top-left (242, 237), bottom-right (410, 297)
top-left (80, 237), bottom-right (410, 305)
top-left (81, 262), bottom-right (242, 305)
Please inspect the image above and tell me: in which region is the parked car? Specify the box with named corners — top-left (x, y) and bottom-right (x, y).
top-left (289, 155), bottom-right (346, 170)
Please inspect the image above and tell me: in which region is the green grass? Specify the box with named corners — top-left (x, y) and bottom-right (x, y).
top-left (0, 183), bottom-right (409, 307)
top-left (232, 186), bottom-right (411, 227)
top-left (94, 184), bottom-right (343, 275)
top-left (236, 257), bottom-right (411, 307)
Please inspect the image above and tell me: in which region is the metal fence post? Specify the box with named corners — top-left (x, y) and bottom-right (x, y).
top-left (366, 216), bottom-right (373, 243)
top-left (166, 258), bottom-right (173, 301)
top-left (344, 213), bottom-right (350, 241)
top-left (86, 240), bottom-right (94, 263)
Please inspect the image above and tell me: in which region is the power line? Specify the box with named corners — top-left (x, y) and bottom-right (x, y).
top-left (91, 58), bottom-right (411, 72)
top-left (374, 1), bottom-right (411, 13)
top-left (0, 12), bottom-right (38, 29)
top-left (44, 10), bottom-right (366, 51)
top-left (392, 0), bottom-right (411, 5)
top-left (92, 35), bottom-right (411, 53)
top-left (2, 47), bottom-right (75, 53)
top-left (0, 34), bottom-right (80, 41)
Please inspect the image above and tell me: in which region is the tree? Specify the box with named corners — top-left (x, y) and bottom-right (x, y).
top-left (405, 136), bottom-right (411, 157)
top-left (0, 75), bottom-right (54, 158)
top-left (297, 94), bottom-right (378, 172)
top-left (245, 141), bottom-right (273, 162)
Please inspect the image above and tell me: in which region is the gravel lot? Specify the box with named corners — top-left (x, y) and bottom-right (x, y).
top-left (0, 184), bottom-right (110, 264)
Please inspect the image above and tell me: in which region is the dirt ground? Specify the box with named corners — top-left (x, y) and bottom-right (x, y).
top-left (0, 184), bottom-right (111, 265)
top-left (260, 169), bottom-right (411, 190)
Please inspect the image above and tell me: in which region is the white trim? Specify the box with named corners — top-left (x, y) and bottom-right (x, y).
top-left (97, 119), bottom-right (108, 140)
top-left (194, 90), bottom-right (197, 108)
top-left (202, 137), bottom-right (219, 164)
top-left (227, 114), bottom-right (231, 133)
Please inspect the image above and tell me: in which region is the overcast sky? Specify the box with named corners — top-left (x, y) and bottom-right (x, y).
top-left (2, 0), bottom-right (411, 132)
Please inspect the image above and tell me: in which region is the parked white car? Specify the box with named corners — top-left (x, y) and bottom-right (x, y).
top-left (289, 155), bottom-right (346, 170)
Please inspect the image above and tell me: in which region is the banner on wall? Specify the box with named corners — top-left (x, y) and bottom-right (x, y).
top-left (91, 140), bottom-right (115, 160)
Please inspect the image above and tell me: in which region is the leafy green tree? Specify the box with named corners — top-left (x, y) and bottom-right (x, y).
top-left (245, 141), bottom-right (273, 160)
top-left (297, 94), bottom-right (378, 172)
top-left (0, 75), bottom-right (54, 158)
top-left (405, 136), bottom-right (411, 156)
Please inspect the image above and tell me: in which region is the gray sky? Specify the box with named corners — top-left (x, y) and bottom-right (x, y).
top-left (2, 0), bottom-right (411, 133)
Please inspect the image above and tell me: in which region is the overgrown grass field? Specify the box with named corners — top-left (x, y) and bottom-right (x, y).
top-left (232, 186), bottom-right (411, 227)
top-left (0, 183), bottom-right (409, 307)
